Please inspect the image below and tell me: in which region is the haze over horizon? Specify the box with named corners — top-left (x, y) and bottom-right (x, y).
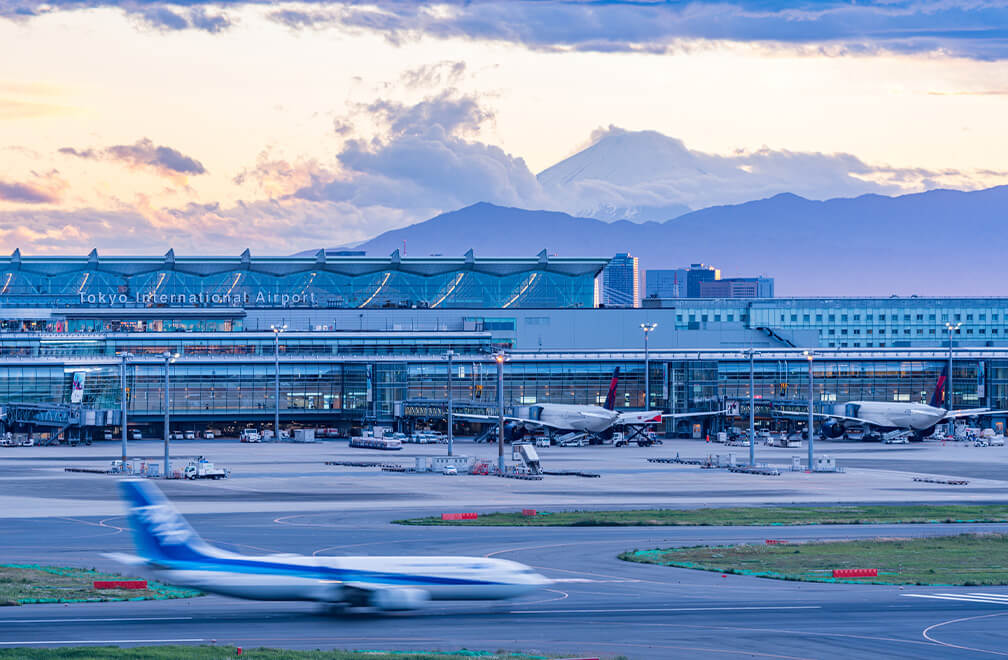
top-left (1, 1), bottom-right (1007, 271)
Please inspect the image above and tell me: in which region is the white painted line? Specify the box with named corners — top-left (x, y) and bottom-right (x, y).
top-left (511, 606), bottom-right (821, 614)
top-left (0, 617), bottom-right (193, 625)
top-left (0, 639), bottom-right (205, 646)
top-left (903, 594), bottom-right (1008, 604)
top-left (965, 593), bottom-right (1008, 601)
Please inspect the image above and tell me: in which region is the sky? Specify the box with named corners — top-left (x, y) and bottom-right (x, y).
top-left (1, 0), bottom-right (1007, 254)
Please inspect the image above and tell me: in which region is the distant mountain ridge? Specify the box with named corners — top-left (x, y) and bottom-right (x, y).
top-left (320, 186), bottom-right (1008, 296)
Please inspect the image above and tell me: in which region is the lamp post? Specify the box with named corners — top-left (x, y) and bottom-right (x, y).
top-left (271, 324), bottom-right (287, 442)
top-left (640, 322), bottom-right (658, 409)
top-left (945, 322), bottom-right (961, 411)
top-left (163, 351), bottom-right (179, 478)
top-left (119, 352), bottom-right (132, 466)
top-left (748, 348), bottom-right (755, 467)
top-left (494, 351), bottom-right (507, 474)
top-left (446, 349), bottom-right (455, 457)
top-left (803, 350), bottom-right (815, 470)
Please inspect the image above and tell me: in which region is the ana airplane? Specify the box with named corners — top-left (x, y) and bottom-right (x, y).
top-left (459, 367), bottom-right (723, 437)
top-left (791, 365), bottom-right (1006, 441)
top-left (108, 480), bottom-right (550, 610)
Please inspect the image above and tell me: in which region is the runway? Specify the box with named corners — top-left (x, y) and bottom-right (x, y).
top-left (2, 511), bottom-right (1008, 659)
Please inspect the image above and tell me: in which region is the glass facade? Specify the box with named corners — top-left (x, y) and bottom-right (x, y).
top-left (654, 298), bottom-right (1008, 347)
top-left (0, 253), bottom-right (605, 310)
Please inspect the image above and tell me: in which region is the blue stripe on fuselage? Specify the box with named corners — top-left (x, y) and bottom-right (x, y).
top-left (154, 553), bottom-right (502, 586)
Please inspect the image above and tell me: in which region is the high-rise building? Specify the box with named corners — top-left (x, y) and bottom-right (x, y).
top-left (686, 263), bottom-right (720, 298)
top-left (645, 269), bottom-right (688, 299)
top-left (699, 277), bottom-right (774, 298)
top-left (602, 253), bottom-right (639, 307)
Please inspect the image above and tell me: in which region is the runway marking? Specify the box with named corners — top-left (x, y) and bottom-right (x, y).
top-left (922, 611), bottom-right (1008, 656)
top-left (0, 617), bottom-right (194, 624)
top-left (0, 639), bottom-right (205, 646)
top-left (510, 605), bottom-right (822, 614)
top-left (904, 593), bottom-right (1008, 605)
top-left (511, 587), bottom-right (569, 606)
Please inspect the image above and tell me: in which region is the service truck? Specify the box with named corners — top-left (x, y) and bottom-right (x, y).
top-left (183, 458), bottom-right (228, 480)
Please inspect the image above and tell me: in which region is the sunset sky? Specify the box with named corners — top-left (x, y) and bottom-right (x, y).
top-left (2, 1), bottom-right (1007, 254)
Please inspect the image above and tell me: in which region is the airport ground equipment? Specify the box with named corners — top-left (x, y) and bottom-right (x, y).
top-left (183, 457), bottom-right (228, 479)
top-left (512, 443), bottom-right (543, 475)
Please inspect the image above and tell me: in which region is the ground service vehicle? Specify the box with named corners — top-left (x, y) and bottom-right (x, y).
top-left (184, 459), bottom-right (228, 480)
top-left (240, 429), bottom-right (261, 443)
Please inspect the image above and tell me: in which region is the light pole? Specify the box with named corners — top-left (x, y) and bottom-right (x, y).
top-left (163, 351), bottom-right (179, 478)
top-left (803, 350), bottom-right (815, 470)
top-left (495, 351), bottom-right (507, 474)
top-left (945, 322), bottom-right (961, 411)
top-left (748, 348), bottom-right (755, 467)
top-left (640, 322), bottom-right (657, 409)
top-left (445, 349), bottom-right (455, 457)
top-left (119, 352), bottom-right (132, 466)
top-left (271, 324), bottom-right (287, 441)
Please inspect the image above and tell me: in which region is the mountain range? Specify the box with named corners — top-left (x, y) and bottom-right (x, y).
top-left (340, 185), bottom-right (1008, 297)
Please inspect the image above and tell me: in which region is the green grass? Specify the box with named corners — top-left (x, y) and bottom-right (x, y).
top-left (0, 564), bottom-right (200, 606)
top-left (620, 533), bottom-right (1008, 585)
top-left (0, 648), bottom-right (599, 660)
top-left (394, 504), bottom-right (1008, 527)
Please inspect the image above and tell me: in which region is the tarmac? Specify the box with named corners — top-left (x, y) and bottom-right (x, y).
top-left (1, 436), bottom-right (1008, 658)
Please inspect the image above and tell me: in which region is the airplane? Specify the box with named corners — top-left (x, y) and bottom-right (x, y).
top-left (458, 367), bottom-right (724, 439)
top-left (107, 480), bottom-right (550, 610)
top-left (784, 365), bottom-right (1007, 442)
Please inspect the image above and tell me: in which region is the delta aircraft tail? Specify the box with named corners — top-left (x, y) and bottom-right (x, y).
top-left (602, 367), bottom-right (620, 410)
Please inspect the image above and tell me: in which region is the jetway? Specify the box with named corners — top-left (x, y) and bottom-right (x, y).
top-left (0, 403), bottom-right (120, 445)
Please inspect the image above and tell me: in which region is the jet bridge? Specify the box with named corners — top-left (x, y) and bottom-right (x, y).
top-left (0, 403), bottom-right (120, 445)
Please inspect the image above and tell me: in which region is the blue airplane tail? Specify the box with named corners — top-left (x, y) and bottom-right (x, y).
top-left (119, 479), bottom-right (215, 564)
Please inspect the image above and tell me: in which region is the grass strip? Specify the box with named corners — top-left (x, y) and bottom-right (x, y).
top-left (0, 648), bottom-right (589, 660)
top-left (620, 533), bottom-right (1008, 585)
top-left (0, 564), bottom-right (200, 606)
top-left (395, 504), bottom-right (1008, 527)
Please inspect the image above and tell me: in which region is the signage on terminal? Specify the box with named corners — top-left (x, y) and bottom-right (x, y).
top-left (78, 291), bottom-right (318, 307)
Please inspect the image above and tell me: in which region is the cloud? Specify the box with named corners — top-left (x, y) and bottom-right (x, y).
top-left (400, 61), bottom-right (467, 89)
top-left (0, 197), bottom-right (412, 254)
top-left (0, 179), bottom-right (59, 204)
top-left (292, 89), bottom-right (547, 219)
top-left (60, 138), bottom-right (206, 176)
top-left (5, 2), bottom-right (1008, 59)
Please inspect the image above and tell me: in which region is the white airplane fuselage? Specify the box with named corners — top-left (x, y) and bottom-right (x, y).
top-left (836, 401), bottom-right (947, 432)
top-left (524, 403), bottom-right (619, 433)
top-left (137, 553), bottom-right (548, 604)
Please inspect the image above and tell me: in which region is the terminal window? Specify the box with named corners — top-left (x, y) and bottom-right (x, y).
top-left (727, 314), bottom-right (734, 321)
top-left (816, 314), bottom-right (822, 322)
top-left (841, 315), bottom-right (848, 322)
top-left (828, 314), bottom-right (835, 322)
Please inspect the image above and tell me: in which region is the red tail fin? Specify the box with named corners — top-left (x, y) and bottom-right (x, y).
top-left (603, 367), bottom-right (620, 410)
top-left (930, 364), bottom-right (949, 408)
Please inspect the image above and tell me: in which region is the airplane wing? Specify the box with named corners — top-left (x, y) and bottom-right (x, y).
top-left (661, 410), bottom-right (729, 419)
top-left (776, 410), bottom-right (874, 425)
top-left (942, 408), bottom-right (1008, 420)
top-left (452, 412), bottom-right (570, 430)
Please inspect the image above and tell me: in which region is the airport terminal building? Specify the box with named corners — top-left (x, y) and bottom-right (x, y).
top-left (1, 250), bottom-right (1007, 438)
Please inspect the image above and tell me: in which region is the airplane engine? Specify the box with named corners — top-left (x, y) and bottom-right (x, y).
top-left (821, 420), bottom-right (845, 439)
top-left (370, 588), bottom-right (431, 610)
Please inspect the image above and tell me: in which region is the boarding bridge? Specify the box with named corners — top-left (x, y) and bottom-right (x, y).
top-left (0, 404), bottom-right (120, 445)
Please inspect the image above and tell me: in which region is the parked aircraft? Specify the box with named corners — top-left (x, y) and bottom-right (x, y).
top-left (787, 365), bottom-right (1006, 441)
top-left (459, 367), bottom-right (723, 438)
top-left (108, 480), bottom-right (549, 609)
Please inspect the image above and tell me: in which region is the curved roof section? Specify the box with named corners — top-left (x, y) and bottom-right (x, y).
top-left (0, 249), bottom-right (610, 278)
